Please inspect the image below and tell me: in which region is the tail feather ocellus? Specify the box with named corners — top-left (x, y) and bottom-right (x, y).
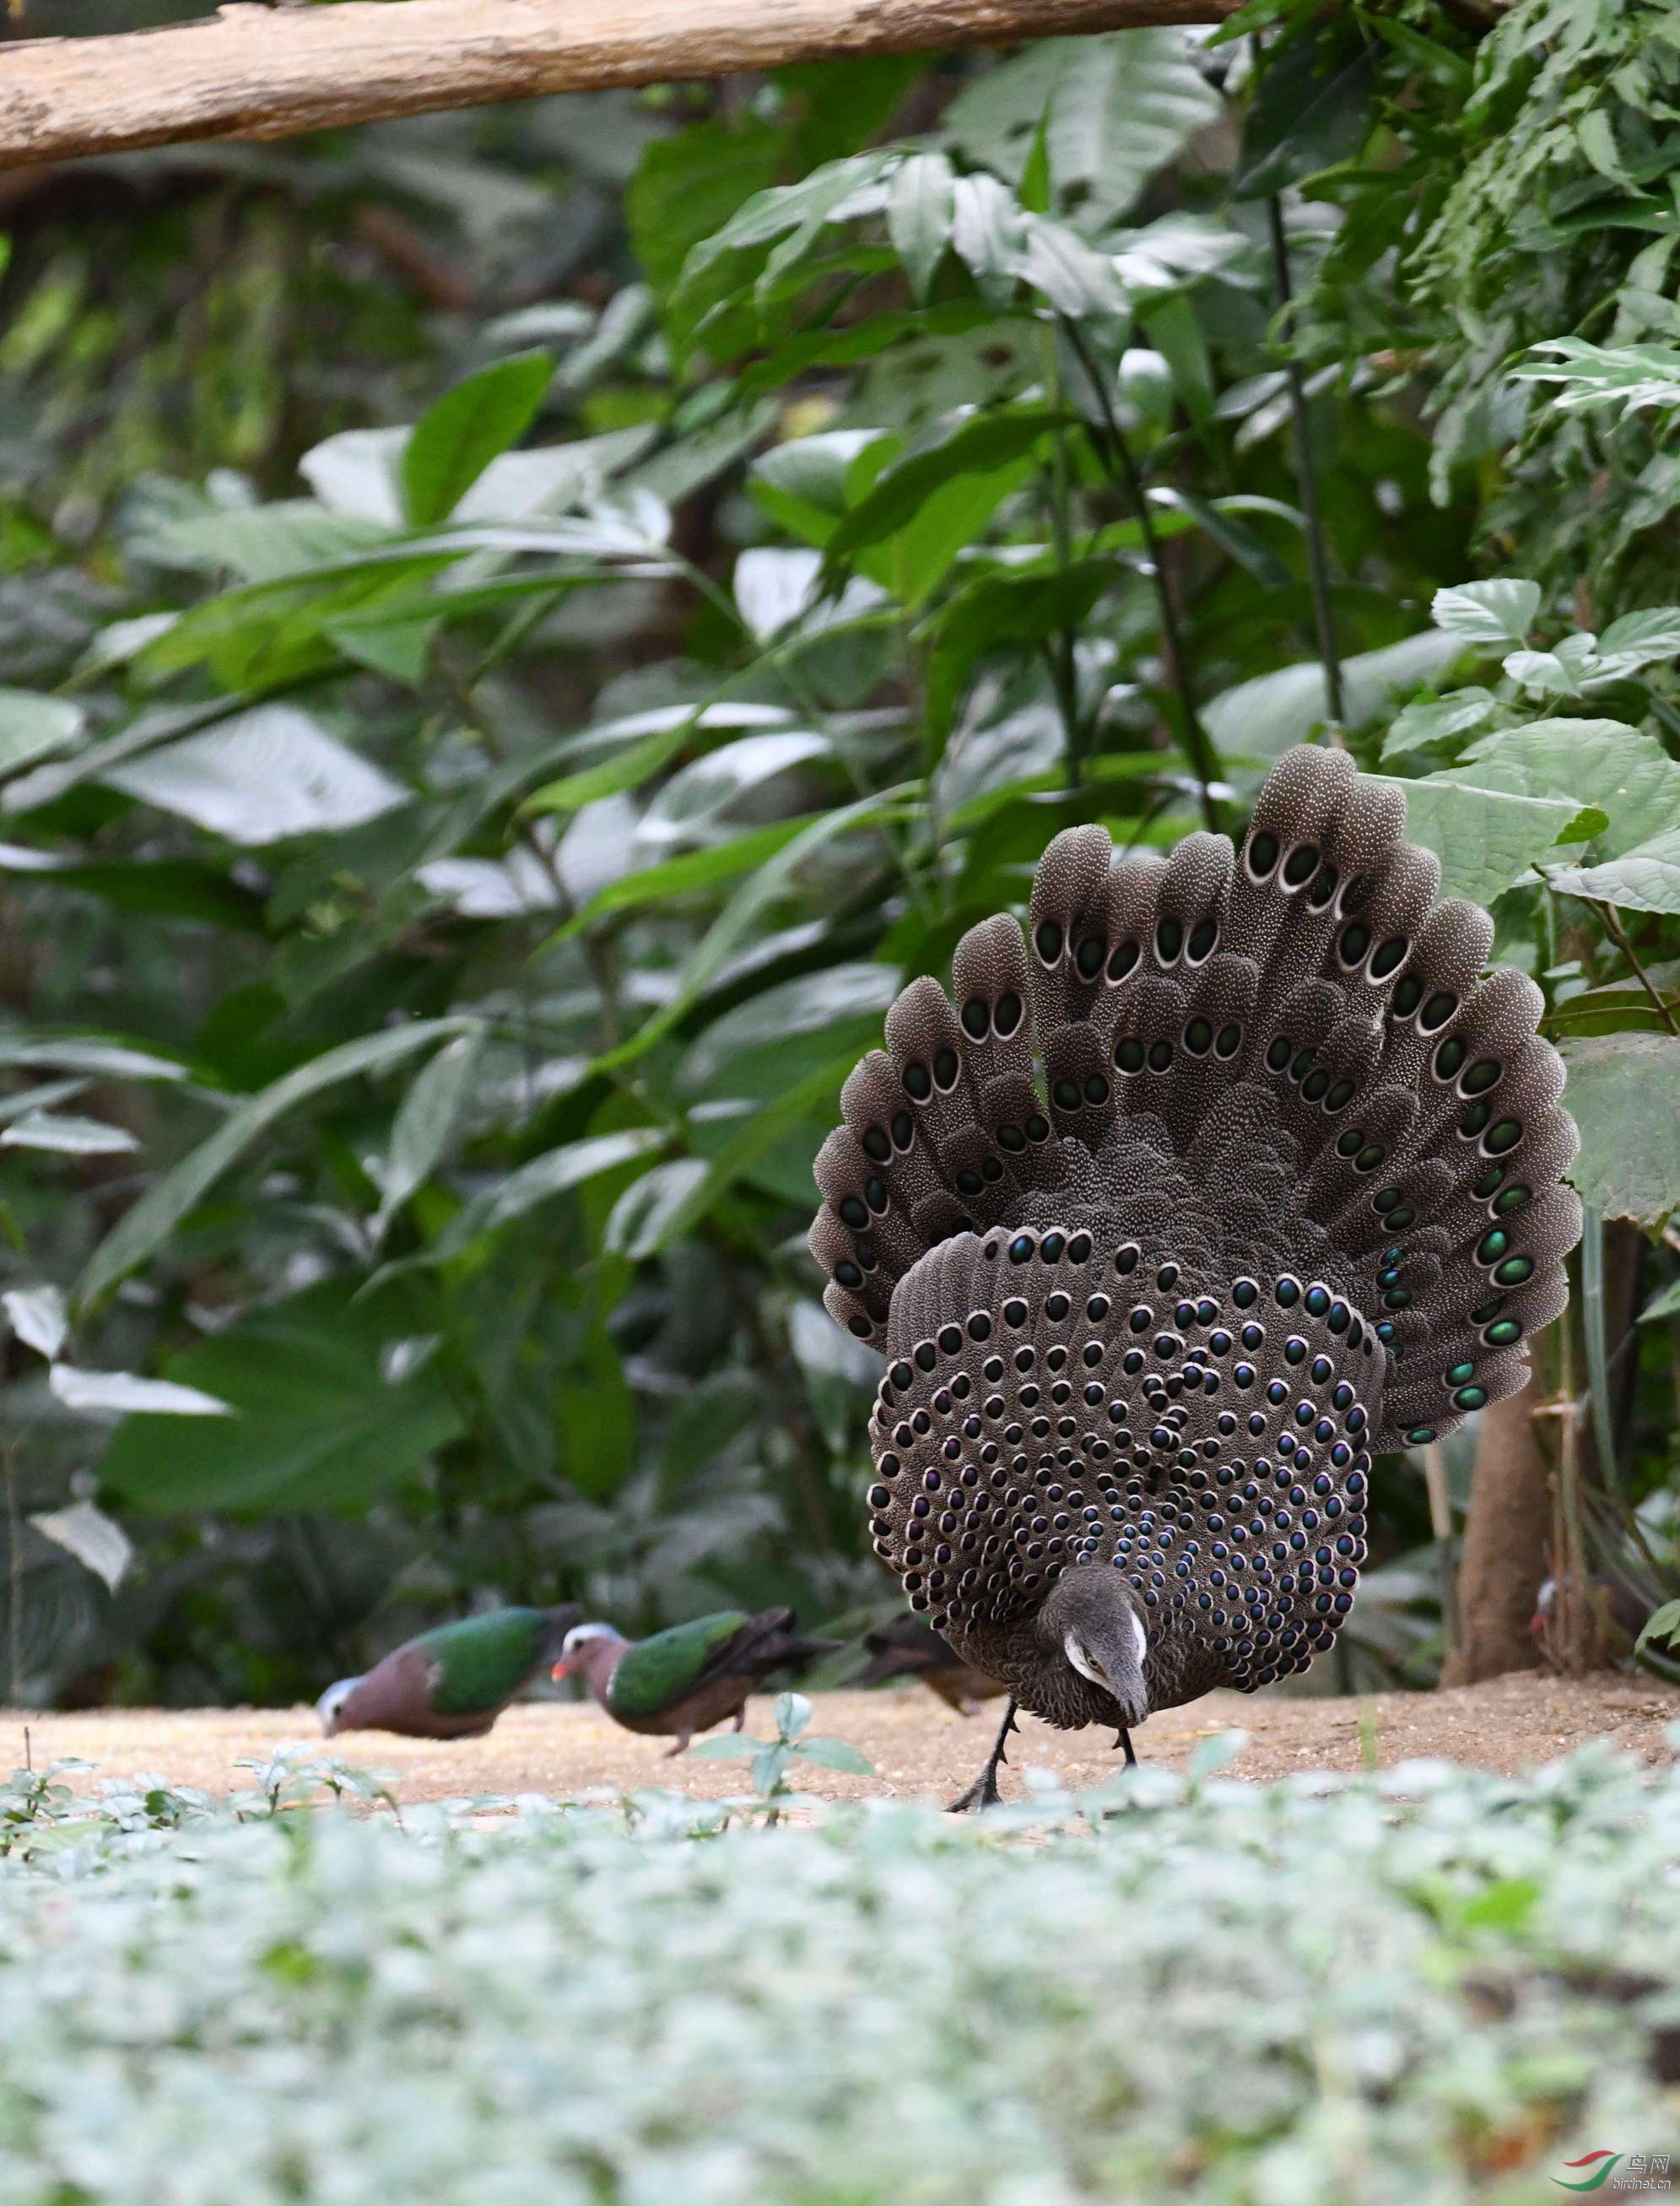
top-left (811, 746), bottom-right (1580, 1783)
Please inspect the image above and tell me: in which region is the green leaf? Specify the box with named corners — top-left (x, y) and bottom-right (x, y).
top-left (793, 1737), bottom-right (874, 1774)
top-left (826, 408), bottom-right (1056, 559)
top-left (922, 559), bottom-right (1110, 747)
top-left (1430, 579), bottom-right (1542, 646)
top-left (1636, 1597), bottom-right (1680, 1654)
top-left (1234, 27), bottom-right (1376, 198)
top-left (603, 1158), bottom-right (711, 1263)
top-left (1458, 721), bottom-right (1680, 858)
top-left (400, 352), bottom-right (554, 527)
top-left (0, 1113), bottom-right (138, 1157)
top-left (1639, 1275), bottom-right (1680, 1324)
top-left (1514, 337), bottom-right (1680, 419)
top-left (2, 1284), bottom-right (67, 1361)
top-left (630, 117), bottom-right (788, 300)
top-left (1205, 630), bottom-right (1467, 765)
top-left (543, 817), bottom-right (820, 945)
top-left (1559, 1032), bottom-right (1680, 1225)
top-left (101, 705), bottom-right (407, 847)
top-left (946, 30), bottom-right (1219, 226)
top-left (412, 1127), bottom-right (667, 1270)
top-left (888, 151), bottom-right (955, 300)
top-left (375, 1033), bottom-right (485, 1239)
top-left (1547, 830), bottom-right (1680, 915)
top-left (49, 1365), bottom-right (232, 1419)
top-left (96, 1279), bottom-right (465, 1514)
top-left (1380, 689), bottom-right (1499, 761)
top-left (0, 690), bottom-right (84, 779)
top-left (1370, 775), bottom-right (1581, 906)
top-left (77, 1016), bottom-right (479, 1311)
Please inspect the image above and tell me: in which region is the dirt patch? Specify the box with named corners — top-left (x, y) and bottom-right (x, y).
top-left (8, 1670), bottom-right (1677, 1809)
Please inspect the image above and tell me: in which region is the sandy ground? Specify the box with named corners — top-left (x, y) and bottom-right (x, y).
top-left (7, 1671), bottom-right (1677, 1809)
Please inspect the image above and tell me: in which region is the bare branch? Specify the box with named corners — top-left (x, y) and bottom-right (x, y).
top-left (0, 0), bottom-right (1238, 174)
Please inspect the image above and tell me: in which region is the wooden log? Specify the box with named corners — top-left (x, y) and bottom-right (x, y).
top-left (0, 0), bottom-right (1238, 175)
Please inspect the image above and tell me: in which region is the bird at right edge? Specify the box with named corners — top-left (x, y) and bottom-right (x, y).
top-left (810, 743), bottom-right (1580, 1809)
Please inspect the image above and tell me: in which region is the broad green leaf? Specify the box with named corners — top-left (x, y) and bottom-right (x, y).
top-left (604, 1157), bottom-right (711, 1261)
top-left (0, 690), bottom-right (84, 779)
top-left (949, 171), bottom-right (1029, 306)
top-left (3, 1284), bottom-right (68, 1360)
top-left (638, 731), bottom-right (833, 849)
top-left (1430, 579), bottom-right (1542, 646)
top-left (400, 351), bottom-right (554, 527)
top-left (888, 151), bottom-right (955, 300)
top-left (1639, 1276), bottom-right (1680, 1324)
top-left (1458, 721), bottom-right (1680, 857)
top-left (1559, 1032), bottom-right (1680, 1225)
top-left (1636, 1596), bottom-right (1680, 1653)
top-left (1547, 830), bottom-right (1680, 914)
top-left (0, 1036), bottom-right (187, 1083)
top-left (628, 116), bottom-right (786, 300)
top-left (750, 430), bottom-right (889, 549)
top-left (794, 1737), bottom-right (874, 1774)
top-left (1596, 605), bottom-right (1680, 657)
top-left (0, 1113), bottom-right (138, 1156)
top-left (1371, 775), bottom-right (1581, 906)
top-left (375, 1032), bottom-right (486, 1238)
top-left (28, 1500), bottom-right (132, 1592)
top-left (77, 1016), bottom-right (479, 1311)
top-left (1205, 630), bottom-right (1467, 765)
top-left (543, 816), bottom-right (819, 944)
top-left (1381, 689), bottom-right (1499, 760)
top-left (679, 962), bottom-right (900, 1098)
top-left (96, 1279), bottom-right (465, 1514)
top-left (102, 705), bottom-right (408, 846)
top-left (946, 30), bottom-right (1219, 226)
top-left (50, 1365), bottom-right (233, 1419)
top-left (822, 408), bottom-right (1057, 585)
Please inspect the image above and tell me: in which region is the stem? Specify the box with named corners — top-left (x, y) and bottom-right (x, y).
top-left (1420, 1441), bottom-right (1459, 1656)
top-left (1553, 1286), bottom-right (1591, 1674)
top-left (4, 1442), bottom-right (20, 1707)
top-left (1040, 327), bottom-right (1086, 787)
top-left (1056, 315), bottom-right (1224, 835)
top-left (1264, 192), bottom-right (1345, 734)
top-left (1596, 899), bottom-right (1680, 1036)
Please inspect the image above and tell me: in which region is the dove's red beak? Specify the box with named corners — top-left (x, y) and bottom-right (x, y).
top-left (550, 1659), bottom-right (571, 1680)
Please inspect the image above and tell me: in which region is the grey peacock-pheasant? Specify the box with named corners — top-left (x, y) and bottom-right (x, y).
top-left (810, 743), bottom-right (1580, 1806)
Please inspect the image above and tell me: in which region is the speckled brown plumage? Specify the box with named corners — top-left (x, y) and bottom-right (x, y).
top-left (812, 745), bottom-right (1580, 1776)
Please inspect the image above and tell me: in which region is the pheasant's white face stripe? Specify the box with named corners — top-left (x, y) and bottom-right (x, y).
top-left (1064, 1632), bottom-right (1106, 1689)
top-left (1132, 1614), bottom-right (1148, 1666)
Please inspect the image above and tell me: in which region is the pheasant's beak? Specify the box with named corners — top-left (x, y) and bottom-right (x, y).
top-left (550, 1659), bottom-right (571, 1681)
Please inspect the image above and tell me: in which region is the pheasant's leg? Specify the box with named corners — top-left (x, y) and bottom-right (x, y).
top-left (664, 1732), bottom-right (693, 1758)
top-left (947, 1699), bottom-right (1018, 1813)
top-left (1115, 1727), bottom-right (1137, 1768)
top-left (732, 1707), bottom-right (747, 1732)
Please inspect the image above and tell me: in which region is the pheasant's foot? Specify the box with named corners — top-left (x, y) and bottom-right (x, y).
top-left (946, 1699), bottom-right (1018, 1814)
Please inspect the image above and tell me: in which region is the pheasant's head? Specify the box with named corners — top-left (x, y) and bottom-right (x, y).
top-left (1037, 1568), bottom-right (1149, 1727)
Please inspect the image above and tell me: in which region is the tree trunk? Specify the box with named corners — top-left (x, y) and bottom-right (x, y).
top-left (1440, 1371), bottom-right (1550, 1687)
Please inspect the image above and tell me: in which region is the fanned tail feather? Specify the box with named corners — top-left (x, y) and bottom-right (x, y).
top-left (815, 744), bottom-right (1580, 1450)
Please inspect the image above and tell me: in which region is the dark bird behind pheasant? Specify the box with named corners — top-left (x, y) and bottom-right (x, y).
top-left (811, 744), bottom-right (1580, 1803)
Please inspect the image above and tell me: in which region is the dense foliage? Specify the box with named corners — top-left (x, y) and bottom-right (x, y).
top-left (0, 0), bottom-right (1677, 1705)
top-left (2, 1733), bottom-right (1678, 2201)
